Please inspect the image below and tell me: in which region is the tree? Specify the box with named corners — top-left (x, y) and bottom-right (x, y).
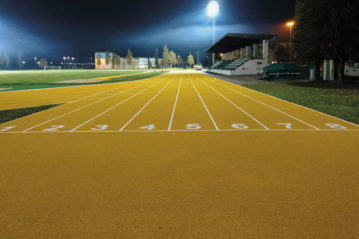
top-left (38, 58), bottom-right (48, 68)
top-left (96, 55), bottom-right (102, 66)
top-left (126, 49), bottom-right (133, 66)
top-left (187, 54), bottom-right (194, 68)
top-left (274, 44), bottom-right (290, 62)
top-left (294, 0), bottom-right (359, 83)
top-left (154, 48), bottom-right (159, 68)
top-left (170, 51), bottom-right (178, 67)
top-left (17, 51), bottom-right (25, 69)
top-left (111, 53), bottom-right (120, 69)
top-left (105, 51), bottom-right (111, 65)
top-left (0, 53), bottom-right (5, 69)
top-left (162, 44), bottom-right (170, 68)
top-left (177, 55), bottom-right (184, 67)
top-left (0, 53), bottom-right (11, 69)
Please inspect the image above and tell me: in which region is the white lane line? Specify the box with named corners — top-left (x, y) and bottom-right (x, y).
top-left (70, 79), bottom-right (165, 132)
top-left (168, 75), bottom-right (182, 131)
top-left (203, 81), bottom-right (270, 130)
top-left (119, 80), bottom-right (172, 131)
top-left (210, 78), bottom-right (320, 130)
top-left (4, 129), bottom-right (358, 134)
top-left (21, 81), bottom-right (150, 133)
top-left (190, 79), bottom-right (219, 131)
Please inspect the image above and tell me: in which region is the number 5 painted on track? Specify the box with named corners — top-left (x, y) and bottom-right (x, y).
top-left (186, 124), bottom-right (201, 130)
top-left (0, 126), bottom-right (16, 132)
top-left (277, 123), bottom-right (292, 129)
top-left (91, 125), bottom-right (109, 131)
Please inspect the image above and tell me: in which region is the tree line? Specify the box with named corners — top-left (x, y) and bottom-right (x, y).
top-left (100, 45), bottom-right (195, 69)
top-left (293, 0), bottom-right (359, 83)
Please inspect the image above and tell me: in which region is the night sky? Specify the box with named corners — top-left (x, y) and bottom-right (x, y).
top-left (0, 0), bottom-right (295, 62)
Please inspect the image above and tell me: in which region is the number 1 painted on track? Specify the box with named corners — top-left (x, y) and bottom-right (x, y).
top-left (0, 126), bottom-right (16, 132)
top-left (277, 123), bottom-right (292, 129)
top-left (140, 124), bottom-right (156, 130)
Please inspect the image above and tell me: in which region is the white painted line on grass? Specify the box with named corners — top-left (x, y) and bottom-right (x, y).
top-left (70, 79), bottom-right (165, 132)
top-left (203, 81), bottom-right (270, 130)
top-left (119, 80), bottom-right (172, 131)
top-left (168, 75), bottom-right (182, 131)
top-left (191, 79), bottom-right (219, 131)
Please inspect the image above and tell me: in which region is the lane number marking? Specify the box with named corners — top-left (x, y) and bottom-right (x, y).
top-left (0, 126), bottom-right (16, 132)
top-left (277, 123), bottom-right (292, 129)
top-left (232, 123), bottom-right (249, 130)
top-left (43, 125), bottom-right (65, 132)
top-left (186, 124), bottom-right (201, 130)
top-left (140, 124), bottom-right (156, 130)
top-left (325, 123), bottom-right (347, 130)
top-left (91, 125), bottom-right (109, 131)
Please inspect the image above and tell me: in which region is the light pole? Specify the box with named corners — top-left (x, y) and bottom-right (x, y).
top-left (286, 21), bottom-right (295, 62)
top-left (207, 1), bottom-right (219, 66)
top-left (286, 21), bottom-right (295, 41)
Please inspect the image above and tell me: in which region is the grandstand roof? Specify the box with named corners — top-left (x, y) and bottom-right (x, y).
top-left (207, 33), bottom-right (276, 53)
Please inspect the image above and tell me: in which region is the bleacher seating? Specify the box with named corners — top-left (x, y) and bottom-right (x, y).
top-left (211, 58), bottom-right (252, 71)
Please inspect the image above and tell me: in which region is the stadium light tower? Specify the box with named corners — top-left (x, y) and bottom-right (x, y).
top-left (207, 1), bottom-right (219, 65)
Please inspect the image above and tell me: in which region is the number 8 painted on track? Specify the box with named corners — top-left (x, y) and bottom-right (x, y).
top-left (325, 123), bottom-right (347, 130)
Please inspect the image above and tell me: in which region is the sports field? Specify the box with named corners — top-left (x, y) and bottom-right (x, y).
top-left (0, 72), bottom-right (358, 238)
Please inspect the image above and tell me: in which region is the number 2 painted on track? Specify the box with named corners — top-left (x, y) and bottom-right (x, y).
top-left (91, 125), bottom-right (109, 131)
top-left (43, 125), bottom-right (64, 132)
top-left (0, 126), bottom-right (16, 132)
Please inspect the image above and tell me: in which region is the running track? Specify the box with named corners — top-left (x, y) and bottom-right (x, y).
top-left (0, 72), bottom-right (358, 238)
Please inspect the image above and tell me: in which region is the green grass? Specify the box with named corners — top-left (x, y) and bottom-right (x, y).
top-left (0, 70), bottom-right (165, 91)
top-left (0, 104), bottom-right (60, 124)
top-left (245, 80), bottom-right (359, 124)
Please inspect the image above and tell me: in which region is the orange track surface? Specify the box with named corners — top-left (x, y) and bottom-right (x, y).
top-left (0, 72), bottom-right (358, 238)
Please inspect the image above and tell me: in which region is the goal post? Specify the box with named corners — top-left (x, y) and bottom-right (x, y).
top-left (44, 66), bottom-right (62, 71)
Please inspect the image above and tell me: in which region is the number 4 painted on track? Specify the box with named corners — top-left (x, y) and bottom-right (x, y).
top-left (277, 123), bottom-right (292, 129)
top-left (0, 126), bottom-right (16, 132)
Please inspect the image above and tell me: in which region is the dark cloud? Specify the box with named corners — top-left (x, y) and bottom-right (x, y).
top-left (0, 0), bottom-right (295, 59)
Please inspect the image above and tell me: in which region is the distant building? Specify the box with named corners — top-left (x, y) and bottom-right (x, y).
top-left (95, 52), bottom-right (160, 70)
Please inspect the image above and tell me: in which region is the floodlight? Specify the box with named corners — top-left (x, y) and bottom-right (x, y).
top-left (207, 1), bottom-right (219, 18)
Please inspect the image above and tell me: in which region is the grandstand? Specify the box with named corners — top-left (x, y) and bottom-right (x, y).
top-left (207, 33), bottom-right (276, 75)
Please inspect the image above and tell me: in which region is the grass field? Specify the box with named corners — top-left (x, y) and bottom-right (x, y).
top-left (0, 70), bottom-right (165, 91)
top-left (0, 104), bottom-right (60, 124)
top-left (245, 80), bottom-right (359, 124)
